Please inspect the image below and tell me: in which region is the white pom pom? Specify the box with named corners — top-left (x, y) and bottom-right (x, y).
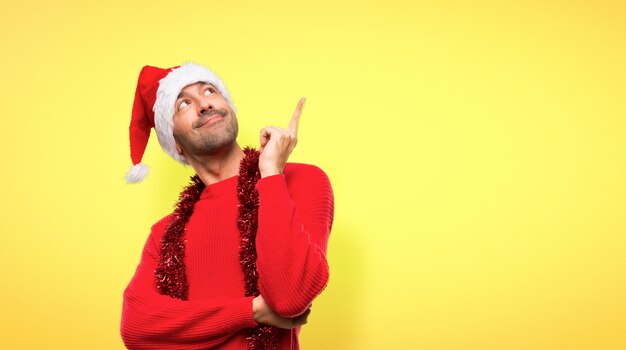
top-left (125, 163), bottom-right (149, 183)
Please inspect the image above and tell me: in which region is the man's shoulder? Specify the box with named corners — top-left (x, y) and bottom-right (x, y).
top-left (282, 163), bottom-right (334, 209)
top-left (149, 213), bottom-right (174, 238)
top-left (284, 162), bottom-right (329, 181)
top-left (283, 162), bottom-right (332, 191)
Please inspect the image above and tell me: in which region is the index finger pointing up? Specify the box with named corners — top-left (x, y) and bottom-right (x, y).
top-left (288, 97), bottom-right (306, 135)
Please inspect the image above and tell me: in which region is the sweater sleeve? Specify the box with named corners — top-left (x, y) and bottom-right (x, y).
top-left (254, 164), bottom-right (334, 318)
top-left (120, 220), bottom-right (259, 350)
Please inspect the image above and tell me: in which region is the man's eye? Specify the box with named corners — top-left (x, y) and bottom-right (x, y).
top-left (204, 88), bottom-right (213, 95)
top-left (179, 101), bottom-right (189, 110)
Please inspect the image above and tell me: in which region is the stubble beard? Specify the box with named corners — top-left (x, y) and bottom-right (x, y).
top-left (176, 114), bottom-right (239, 157)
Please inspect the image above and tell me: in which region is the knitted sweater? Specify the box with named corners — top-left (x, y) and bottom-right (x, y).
top-left (121, 163), bottom-right (334, 350)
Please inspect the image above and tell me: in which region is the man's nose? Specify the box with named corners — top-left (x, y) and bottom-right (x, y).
top-left (199, 97), bottom-right (214, 114)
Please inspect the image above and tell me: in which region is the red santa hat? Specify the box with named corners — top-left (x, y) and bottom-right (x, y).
top-left (126, 62), bottom-right (236, 183)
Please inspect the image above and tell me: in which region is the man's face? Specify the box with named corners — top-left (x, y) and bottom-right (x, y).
top-left (172, 82), bottom-right (238, 158)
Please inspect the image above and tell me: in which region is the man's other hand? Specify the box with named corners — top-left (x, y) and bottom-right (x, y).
top-left (253, 294), bottom-right (311, 329)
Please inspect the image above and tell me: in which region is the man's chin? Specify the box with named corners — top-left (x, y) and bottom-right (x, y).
top-left (199, 138), bottom-right (238, 155)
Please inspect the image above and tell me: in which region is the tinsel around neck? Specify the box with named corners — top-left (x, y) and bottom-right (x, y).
top-left (154, 146), bottom-right (279, 350)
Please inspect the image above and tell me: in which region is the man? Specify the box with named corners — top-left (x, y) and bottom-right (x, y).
top-left (120, 62), bottom-right (334, 350)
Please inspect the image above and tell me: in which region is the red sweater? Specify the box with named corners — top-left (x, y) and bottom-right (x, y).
top-left (121, 163), bottom-right (334, 349)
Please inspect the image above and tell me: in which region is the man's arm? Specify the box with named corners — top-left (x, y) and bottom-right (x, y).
top-left (120, 221), bottom-right (258, 350)
top-left (254, 164), bottom-right (334, 318)
top-left (253, 98), bottom-right (334, 318)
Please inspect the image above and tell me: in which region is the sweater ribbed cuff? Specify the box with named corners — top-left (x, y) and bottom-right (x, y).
top-left (237, 296), bottom-right (259, 329)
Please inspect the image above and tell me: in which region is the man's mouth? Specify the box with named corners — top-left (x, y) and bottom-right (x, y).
top-left (194, 110), bottom-right (226, 129)
top-left (200, 115), bottom-right (223, 128)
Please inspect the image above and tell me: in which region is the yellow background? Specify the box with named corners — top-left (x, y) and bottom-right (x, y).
top-left (1, 0), bottom-right (625, 349)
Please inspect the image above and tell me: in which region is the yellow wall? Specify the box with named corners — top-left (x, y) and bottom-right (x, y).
top-left (1, 0), bottom-right (625, 348)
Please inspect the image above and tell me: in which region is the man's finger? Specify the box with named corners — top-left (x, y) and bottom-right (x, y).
top-left (259, 130), bottom-right (269, 148)
top-left (294, 308), bottom-right (311, 325)
top-left (288, 97), bottom-right (306, 135)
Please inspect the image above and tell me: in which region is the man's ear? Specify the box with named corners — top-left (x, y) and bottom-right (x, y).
top-left (175, 143), bottom-right (183, 155)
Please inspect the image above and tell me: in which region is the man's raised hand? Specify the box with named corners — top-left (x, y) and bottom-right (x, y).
top-left (258, 98), bottom-right (305, 178)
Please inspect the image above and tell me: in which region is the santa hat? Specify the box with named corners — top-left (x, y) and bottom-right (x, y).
top-left (125, 62), bottom-right (236, 183)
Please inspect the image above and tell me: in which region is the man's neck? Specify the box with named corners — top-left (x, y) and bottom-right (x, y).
top-left (187, 143), bottom-right (245, 185)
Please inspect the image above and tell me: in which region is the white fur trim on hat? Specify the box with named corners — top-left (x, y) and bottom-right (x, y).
top-left (125, 163), bottom-right (149, 183)
top-left (153, 62), bottom-right (236, 165)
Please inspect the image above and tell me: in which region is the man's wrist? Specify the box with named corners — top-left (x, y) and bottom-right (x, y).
top-left (252, 296), bottom-right (264, 323)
